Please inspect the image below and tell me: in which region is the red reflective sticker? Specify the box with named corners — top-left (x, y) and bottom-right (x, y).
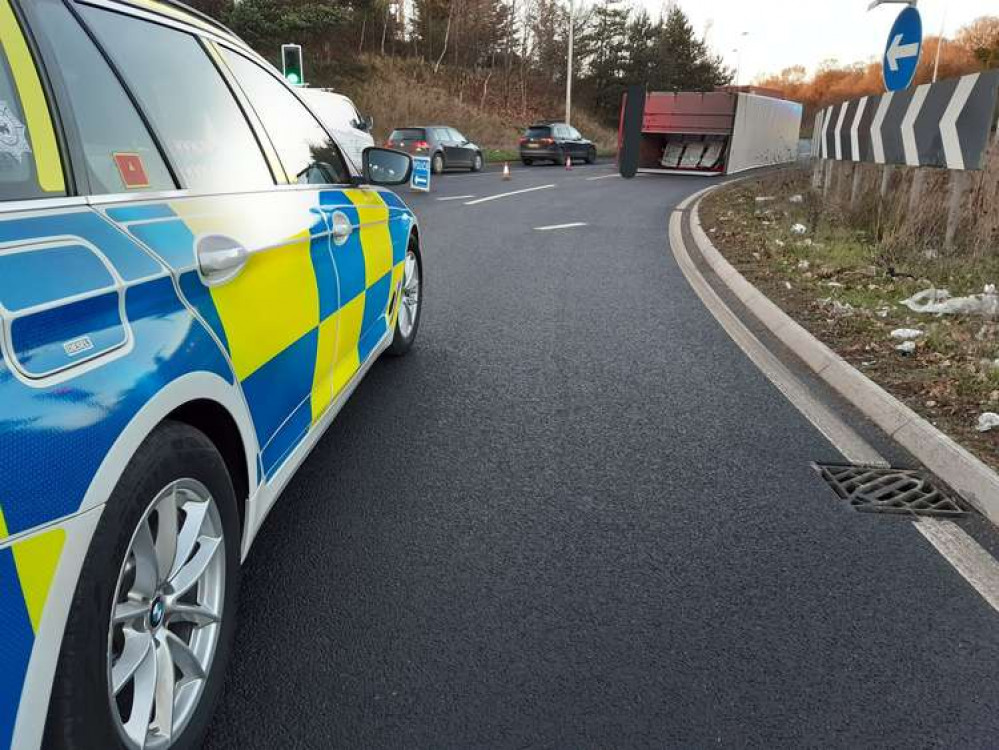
top-left (113, 152), bottom-right (150, 189)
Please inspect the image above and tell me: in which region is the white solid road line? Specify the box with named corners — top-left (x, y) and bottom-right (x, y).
top-left (534, 222), bottom-right (587, 231)
top-left (916, 519), bottom-right (999, 612)
top-left (464, 184), bottom-right (556, 205)
top-left (671, 189), bottom-right (999, 617)
top-left (586, 174), bottom-right (620, 181)
top-left (437, 195), bottom-right (476, 201)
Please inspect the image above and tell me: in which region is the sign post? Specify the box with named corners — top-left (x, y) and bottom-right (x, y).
top-left (410, 156), bottom-right (431, 192)
top-left (882, 6), bottom-right (922, 92)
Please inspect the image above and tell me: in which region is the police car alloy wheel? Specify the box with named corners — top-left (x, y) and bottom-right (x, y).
top-left (45, 422), bottom-right (240, 750)
top-left (388, 244), bottom-right (423, 356)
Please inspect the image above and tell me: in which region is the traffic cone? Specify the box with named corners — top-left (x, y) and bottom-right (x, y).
top-left (502, 162), bottom-right (512, 181)
top-left (565, 154), bottom-right (573, 170)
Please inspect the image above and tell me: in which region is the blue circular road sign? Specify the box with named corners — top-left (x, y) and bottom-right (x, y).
top-left (883, 6), bottom-right (922, 92)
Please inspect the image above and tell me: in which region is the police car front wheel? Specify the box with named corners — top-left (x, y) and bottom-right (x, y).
top-left (45, 421), bottom-right (241, 750)
top-left (388, 244), bottom-right (422, 356)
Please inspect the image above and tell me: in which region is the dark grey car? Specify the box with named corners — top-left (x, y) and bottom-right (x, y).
top-left (519, 122), bottom-right (596, 165)
top-left (385, 126), bottom-right (484, 173)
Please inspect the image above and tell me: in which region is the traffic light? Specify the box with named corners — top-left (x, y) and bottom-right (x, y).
top-left (281, 44), bottom-right (304, 86)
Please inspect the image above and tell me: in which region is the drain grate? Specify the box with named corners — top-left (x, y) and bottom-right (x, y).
top-left (813, 463), bottom-right (965, 517)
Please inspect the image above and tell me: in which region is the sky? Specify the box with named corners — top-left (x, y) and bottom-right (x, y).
top-left (634, 1), bottom-right (994, 83)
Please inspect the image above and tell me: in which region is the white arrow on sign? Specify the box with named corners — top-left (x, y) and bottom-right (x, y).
top-left (886, 33), bottom-right (920, 72)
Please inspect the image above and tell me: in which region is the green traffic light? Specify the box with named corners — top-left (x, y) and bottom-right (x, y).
top-left (286, 72), bottom-right (301, 85)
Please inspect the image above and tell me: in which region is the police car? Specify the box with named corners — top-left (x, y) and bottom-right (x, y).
top-left (0, 2), bottom-right (422, 748)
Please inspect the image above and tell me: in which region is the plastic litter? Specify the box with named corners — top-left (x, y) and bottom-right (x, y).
top-left (791, 223), bottom-right (808, 235)
top-left (902, 285), bottom-right (999, 318)
top-left (789, 194), bottom-right (804, 204)
top-left (977, 413), bottom-right (999, 433)
top-left (797, 260), bottom-right (810, 271)
top-left (755, 196), bottom-right (775, 203)
top-left (890, 328), bottom-right (923, 340)
top-left (895, 341), bottom-right (916, 355)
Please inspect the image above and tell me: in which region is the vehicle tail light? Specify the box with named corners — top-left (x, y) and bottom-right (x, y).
top-left (385, 140), bottom-right (395, 147)
top-left (414, 140), bottom-right (429, 149)
top-left (519, 137), bottom-right (527, 145)
top-left (541, 137), bottom-right (555, 145)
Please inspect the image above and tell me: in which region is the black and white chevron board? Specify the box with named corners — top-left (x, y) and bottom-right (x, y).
top-left (810, 70), bottom-right (999, 171)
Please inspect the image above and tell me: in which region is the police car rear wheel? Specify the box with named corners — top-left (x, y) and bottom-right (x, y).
top-left (388, 245), bottom-right (422, 356)
top-left (45, 422), bottom-right (240, 750)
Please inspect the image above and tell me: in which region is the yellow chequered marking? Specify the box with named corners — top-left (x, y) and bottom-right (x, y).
top-left (210, 233), bottom-right (319, 380)
top-left (0, 506), bottom-right (65, 634)
top-left (172, 198), bottom-right (321, 381)
top-left (345, 190), bottom-right (393, 287)
top-left (0, 0), bottom-right (64, 193)
top-left (332, 294), bottom-right (364, 396)
top-left (311, 315), bottom-right (338, 422)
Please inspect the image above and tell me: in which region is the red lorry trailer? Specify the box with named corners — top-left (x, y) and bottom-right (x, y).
top-left (618, 88), bottom-right (803, 176)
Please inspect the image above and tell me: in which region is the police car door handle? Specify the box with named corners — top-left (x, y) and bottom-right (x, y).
top-left (196, 234), bottom-right (249, 286)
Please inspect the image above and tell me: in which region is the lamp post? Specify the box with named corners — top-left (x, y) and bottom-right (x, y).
top-left (734, 31), bottom-right (748, 86)
top-left (565, 0), bottom-right (574, 125)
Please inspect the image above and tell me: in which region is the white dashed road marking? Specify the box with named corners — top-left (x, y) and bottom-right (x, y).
top-left (437, 195), bottom-right (475, 201)
top-left (534, 222), bottom-right (587, 232)
top-left (464, 184), bottom-right (556, 206)
top-left (586, 174), bottom-right (620, 181)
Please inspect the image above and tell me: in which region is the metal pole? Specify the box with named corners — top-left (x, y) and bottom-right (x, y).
top-left (932, 6), bottom-right (948, 83)
top-left (565, 0), bottom-right (574, 125)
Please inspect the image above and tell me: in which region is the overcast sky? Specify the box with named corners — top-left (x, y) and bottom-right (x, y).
top-left (633, 1), bottom-right (993, 83)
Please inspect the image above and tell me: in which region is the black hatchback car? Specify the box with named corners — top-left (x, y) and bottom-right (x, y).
top-left (386, 126), bottom-right (484, 173)
top-left (519, 122), bottom-right (596, 165)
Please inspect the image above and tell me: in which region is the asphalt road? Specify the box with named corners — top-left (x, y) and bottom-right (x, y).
top-left (203, 162), bottom-right (999, 749)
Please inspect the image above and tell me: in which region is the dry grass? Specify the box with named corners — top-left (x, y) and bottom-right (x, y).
top-left (701, 166), bottom-right (999, 472)
top-left (310, 55), bottom-right (618, 155)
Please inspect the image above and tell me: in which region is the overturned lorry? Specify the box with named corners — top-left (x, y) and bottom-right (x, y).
top-left (618, 87), bottom-right (803, 177)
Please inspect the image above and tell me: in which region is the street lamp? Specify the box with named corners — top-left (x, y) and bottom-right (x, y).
top-left (734, 31), bottom-right (749, 86)
top-left (565, 0), bottom-right (574, 125)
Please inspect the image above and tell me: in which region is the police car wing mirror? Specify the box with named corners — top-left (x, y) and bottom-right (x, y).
top-left (360, 147), bottom-right (412, 187)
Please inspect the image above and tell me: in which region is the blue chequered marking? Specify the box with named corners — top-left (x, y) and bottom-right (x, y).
top-left (179, 270), bottom-right (230, 353)
top-left (261, 397), bottom-right (312, 478)
top-left (241, 328), bottom-right (318, 451)
top-left (0, 548), bottom-right (34, 750)
top-left (127, 218), bottom-right (198, 271)
top-left (310, 234), bottom-right (339, 322)
top-left (330, 206), bottom-right (366, 306)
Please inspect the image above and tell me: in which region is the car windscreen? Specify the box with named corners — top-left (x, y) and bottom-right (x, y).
top-left (390, 128), bottom-right (426, 141)
top-left (526, 126), bottom-right (552, 138)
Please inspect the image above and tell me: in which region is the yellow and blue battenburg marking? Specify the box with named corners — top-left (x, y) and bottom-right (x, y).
top-left (104, 187), bottom-right (414, 478)
top-left (0, 506), bottom-right (65, 748)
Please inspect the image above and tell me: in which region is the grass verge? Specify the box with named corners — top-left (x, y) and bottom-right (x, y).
top-left (700, 167), bottom-right (999, 472)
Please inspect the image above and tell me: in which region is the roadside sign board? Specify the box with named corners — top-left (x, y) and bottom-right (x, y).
top-left (883, 6), bottom-right (922, 92)
top-left (411, 156), bottom-right (431, 192)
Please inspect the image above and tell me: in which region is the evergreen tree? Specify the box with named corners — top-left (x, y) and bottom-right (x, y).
top-left (580, 0), bottom-right (629, 120)
top-left (651, 4), bottom-right (732, 92)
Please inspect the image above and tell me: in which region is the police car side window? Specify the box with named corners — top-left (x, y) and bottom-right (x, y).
top-left (220, 49), bottom-right (349, 186)
top-left (80, 6), bottom-right (273, 193)
top-left (0, 43), bottom-right (59, 200)
top-left (29, 0), bottom-right (173, 195)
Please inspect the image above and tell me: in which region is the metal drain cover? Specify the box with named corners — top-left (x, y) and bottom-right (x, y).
top-left (813, 463), bottom-right (965, 517)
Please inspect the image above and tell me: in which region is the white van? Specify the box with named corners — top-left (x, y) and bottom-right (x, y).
top-left (299, 88), bottom-right (375, 172)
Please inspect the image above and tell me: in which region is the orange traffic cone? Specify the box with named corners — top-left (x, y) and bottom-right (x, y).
top-left (565, 154), bottom-right (573, 170)
top-left (502, 162), bottom-right (512, 180)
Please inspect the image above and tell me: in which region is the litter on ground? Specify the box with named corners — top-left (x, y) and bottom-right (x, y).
top-left (902, 285), bottom-right (999, 318)
top-left (977, 413), bottom-right (999, 433)
top-left (895, 341), bottom-right (917, 355)
top-left (890, 328), bottom-right (923, 340)
top-left (791, 223), bottom-right (808, 235)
